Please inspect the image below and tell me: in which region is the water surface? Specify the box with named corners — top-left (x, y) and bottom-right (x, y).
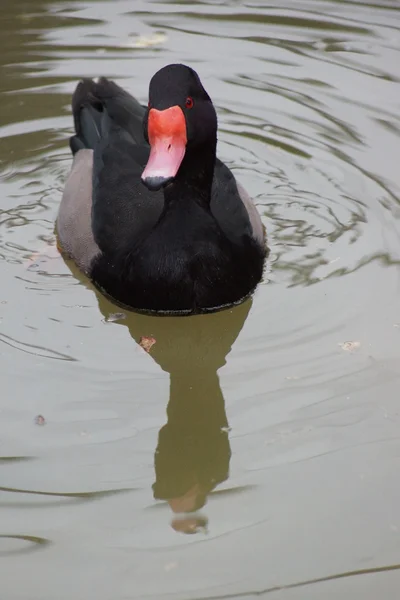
top-left (1, 1), bottom-right (400, 598)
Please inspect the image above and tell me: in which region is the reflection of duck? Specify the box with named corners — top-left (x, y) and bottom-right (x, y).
top-left (153, 369), bottom-right (230, 534)
top-left (57, 63), bottom-right (266, 315)
top-left (72, 269), bottom-right (252, 533)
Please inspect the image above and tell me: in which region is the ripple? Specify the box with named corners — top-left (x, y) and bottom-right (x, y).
top-left (219, 59), bottom-right (400, 286)
top-left (0, 456), bottom-right (34, 464)
top-left (0, 534), bottom-right (51, 557)
top-left (0, 485), bottom-right (133, 508)
top-left (0, 332), bottom-right (77, 361)
top-left (187, 562), bottom-right (400, 599)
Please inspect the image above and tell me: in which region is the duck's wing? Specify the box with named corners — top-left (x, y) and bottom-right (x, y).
top-left (57, 78), bottom-right (164, 269)
top-left (210, 159), bottom-right (265, 247)
top-left (57, 148), bottom-right (100, 274)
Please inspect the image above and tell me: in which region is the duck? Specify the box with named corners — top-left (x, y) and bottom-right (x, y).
top-left (57, 63), bottom-right (266, 315)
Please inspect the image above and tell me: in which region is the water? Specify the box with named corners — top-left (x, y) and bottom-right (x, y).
top-left (1, 0), bottom-right (400, 598)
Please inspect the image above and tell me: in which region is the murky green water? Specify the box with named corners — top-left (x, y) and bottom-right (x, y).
top-left (2, 1), bottom-right (400, 598)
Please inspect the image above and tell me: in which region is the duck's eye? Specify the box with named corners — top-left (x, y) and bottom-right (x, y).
top-left (185, 97), bottom-right (194, 109)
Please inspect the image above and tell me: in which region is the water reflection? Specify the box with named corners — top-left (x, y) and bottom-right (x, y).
top-left (91, 270), bottom-right (252, 533)
top-left (152, 368), bottom-right (230, 534)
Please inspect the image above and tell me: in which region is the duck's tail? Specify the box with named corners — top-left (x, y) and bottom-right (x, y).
top-left (69, 77), bottom-right (147, 155)
top-left (69, 79), bottom-right (102, 154)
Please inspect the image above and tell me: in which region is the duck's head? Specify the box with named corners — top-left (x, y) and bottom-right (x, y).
top-left (142, 63), bottom-right (217, 191)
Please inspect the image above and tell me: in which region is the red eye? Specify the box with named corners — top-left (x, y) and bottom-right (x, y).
top-left (185, 97), bottom-right (194, 109)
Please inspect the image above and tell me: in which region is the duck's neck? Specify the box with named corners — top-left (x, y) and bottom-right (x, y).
top-left (164, 140), bottom-right (216, 207)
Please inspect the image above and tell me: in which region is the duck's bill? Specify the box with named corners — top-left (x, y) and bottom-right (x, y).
top-left (142, 106), bottom-right (187, 191)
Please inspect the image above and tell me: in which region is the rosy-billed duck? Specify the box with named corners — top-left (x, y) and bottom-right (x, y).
top-left (57, 64), bottom-right (266, 315)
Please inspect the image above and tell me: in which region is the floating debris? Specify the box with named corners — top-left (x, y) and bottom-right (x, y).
top-left (119, 32), bottom-right (167, 49)
top-left (34, 415), bottom-right (46, 426)
top-left (171, 516), bottom-right (208, 535)
top-left (221, 426), bottom-right (231, 433)
top-left (339, 341), bottom-right (361, 352)
top-left (106, 312), bottom-right (126, 323)
top-left (139, 336), bottom-right (156, 353)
